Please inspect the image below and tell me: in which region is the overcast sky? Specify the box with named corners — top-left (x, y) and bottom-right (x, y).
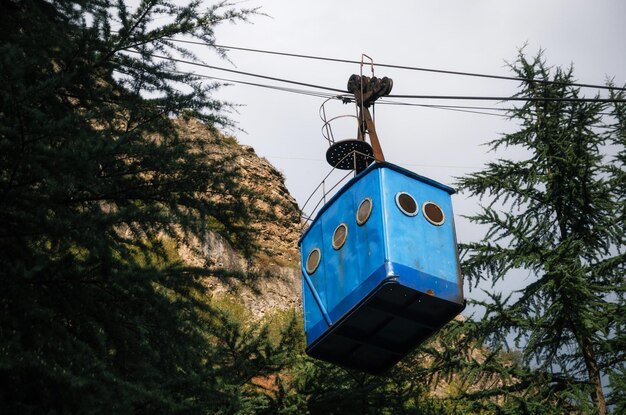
top-left (173, 0), bottom-right (626, 304)
top-left (202, 0), bottom-right (625, 206)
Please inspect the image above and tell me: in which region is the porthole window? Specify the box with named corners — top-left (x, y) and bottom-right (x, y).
top-left (395, 192), bottom-right (418, 216)
top-left (356, 198), bottom-right (373, 225)
top-left (305, 248), bottom-right (321, 274)
top-left (422, 201), bottom-right (445, 226)
top-left (332, 223), bottom-right (348, 250)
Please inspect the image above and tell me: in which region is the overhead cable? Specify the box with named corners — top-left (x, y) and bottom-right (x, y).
top-left (386, 94), bottom-right (626, 103)
top-left (172, 70), bottom-right (338, 99)
top-left (376, 100), bottom-right (615, 117)
top-left (377, 100), bottom-right (507, 117)
top-left (170, 68), bottom-right (517, 116)
top-left (123, 49), bottom-right (346, 93)
top-left (175, 69), bottom-right (515, 113)
top-left (123, 49), bottom-right (626, 104)
top-left (162, 37), bottom-right (626, 92)
top-left (170, 69), bottom-right (515, 117)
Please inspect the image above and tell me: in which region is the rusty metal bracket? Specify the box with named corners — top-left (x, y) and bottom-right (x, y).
top-left (347, 72), bottom-right (393, 163)
top-left (343, 54), bottom-right (393, 164)
top-left (347, 74), bottom-right (393, 108)
top-left (321, 55), bottom-right (393, 173)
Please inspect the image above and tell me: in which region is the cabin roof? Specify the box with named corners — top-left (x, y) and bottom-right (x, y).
top-left (299, 162), bottom-right (455, 245)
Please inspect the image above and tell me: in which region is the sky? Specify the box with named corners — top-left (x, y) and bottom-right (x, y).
top-left (202, 1), bottom-right (625, 207)
top-left (172, 0), bottom-right (626, 305)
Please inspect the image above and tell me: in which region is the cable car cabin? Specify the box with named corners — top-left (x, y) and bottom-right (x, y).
top-left (299, 161), bottom-right (465, 374)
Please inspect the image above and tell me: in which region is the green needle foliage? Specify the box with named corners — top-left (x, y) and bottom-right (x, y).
top-left (0, 1), bottom-right (308, 413)
top-left (256, 348), bottom-right (449, 415)
top-left (605, 82), bottom-right (626, 415)
top-left (446, 50), bottom-right (626, 414)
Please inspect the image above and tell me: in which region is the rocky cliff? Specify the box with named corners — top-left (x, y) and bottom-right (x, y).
top-left (173, 118), bottom-right (303, 317)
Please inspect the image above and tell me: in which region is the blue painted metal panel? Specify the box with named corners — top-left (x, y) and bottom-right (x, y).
top-left (302, 275), bottom-right (326, 344)
top-left (299, 162), bottom-right (464, 365)
top-left (350, 168), bottom-right (386, 284)
top-left (299, 219), bottom-right (329, 344)
top-left (299, 162), bottom-right (454, 243)
top-left (322, 168), bottom-right (388, 323)
top-left (380, 168), bottom-right (462, 303)
top-left (320, 184), bottom-right (360, 314)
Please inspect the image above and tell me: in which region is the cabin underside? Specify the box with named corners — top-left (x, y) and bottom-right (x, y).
top-left (305, 280), bottom-right (465, 375)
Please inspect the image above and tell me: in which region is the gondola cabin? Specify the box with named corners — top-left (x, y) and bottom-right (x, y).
top-left (299, 161), bottom-right (465, 374)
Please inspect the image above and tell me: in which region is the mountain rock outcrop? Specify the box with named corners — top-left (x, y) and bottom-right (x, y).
top-left (174, 119), bottom-right (303, 317)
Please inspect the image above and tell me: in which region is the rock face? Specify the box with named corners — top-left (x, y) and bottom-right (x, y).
top-left (197, 230), bottom-right (302, 317)
top-left (174, 118), bottom-right (303, 317)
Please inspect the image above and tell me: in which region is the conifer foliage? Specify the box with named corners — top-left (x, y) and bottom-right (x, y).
top-left (452, 51), bottom-right (626, 413)
top-left (0, 1), bottom-right (300, 412)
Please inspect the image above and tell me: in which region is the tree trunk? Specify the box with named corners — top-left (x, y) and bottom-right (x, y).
top-left (556, 200), bottom-right (607, 415)
top-left (580, 333), bottom-right (607, 415)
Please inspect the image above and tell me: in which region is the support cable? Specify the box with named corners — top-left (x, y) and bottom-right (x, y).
top-left (169, 70), bottom-right (338, 99)
top-left (161, 38), bottom-right (626, 92)
top-left (386, 94), bottom-right (626, 103)
top-left (122, 49), bottom-right (626, 104)
top-left (123, 49), bottom-right (346, 93)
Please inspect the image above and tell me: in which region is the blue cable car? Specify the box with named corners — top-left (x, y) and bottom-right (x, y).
top-left (299, 161), bottom-right (465, 374)
top-left (299, 71), bottom-right (465, 374)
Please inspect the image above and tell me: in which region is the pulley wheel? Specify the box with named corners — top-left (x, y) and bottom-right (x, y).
top-left (326, 139), bottom-right (374, 172)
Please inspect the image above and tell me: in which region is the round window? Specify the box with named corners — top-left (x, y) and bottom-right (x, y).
top-left (356, 198), bottom-right (373, 225)
top-left (395, 192), bottom-right (418, 216)
top-left (332, 223), bottom-right (348, 250)
top-left (305, 248), bottom-right (321, 274)
top-left (423, 201), bottom-right (445, 226)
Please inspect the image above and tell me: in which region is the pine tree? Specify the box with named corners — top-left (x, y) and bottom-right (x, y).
top-left (262, 344), bottom-right (452, 415)
top-left (0, 1), bottom-right (307, 413)
top-left (605, 84), bottom-right (626, 413)
top-left (448, 51), bottom-right (625, 413)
